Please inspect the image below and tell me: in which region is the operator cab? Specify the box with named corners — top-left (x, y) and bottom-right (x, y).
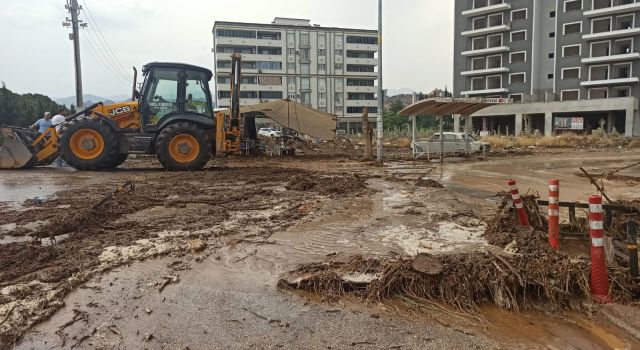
top-left (139, 62), bottom-right (214, 133)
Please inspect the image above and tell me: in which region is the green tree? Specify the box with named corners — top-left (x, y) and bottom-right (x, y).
top-left (0, 84), bottom-right (60, 127)
top-left (383, 100), bottom-right (409, 131)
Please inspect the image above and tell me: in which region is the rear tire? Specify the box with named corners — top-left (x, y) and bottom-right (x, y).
top-left (60, 116), bottom-right (120, 170)
top-left (156, 122), bottom-right (211, 171)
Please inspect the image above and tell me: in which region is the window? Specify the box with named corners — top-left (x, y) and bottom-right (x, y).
top-left (258, 76), bottom-right (282, 85)
top-left (473, 0), bottom-right (488, 9)
top-left (318, 49), bottom-right (326, 56)
top-left (561, 90), bottom-right (579, 101)
top-left (346, 36), bottom-right (378, 44)
top-left (241, 76), bottom-right (257, 84)
top-left (287, 48), bottom-right (296, 56)
top-left (335, 49), bottom-right (343, 56)
top-left (487, 55), bottom-right (502, 68)
top-left (616, 14), bottom-right (634, 30)
top-left (564, 22), bottom-right (582, 35)
top-left (488, 34), bottom-right (503, 48)
top-left (589, 88), bottom-right (608, 99)
top-left (347, 79), bottom-right (375, 86)
top-left (590, 65), bottom-right (609, 80)
top-left (592, 18), bottom-right (612, 34)
top-left (510, 94), bottom-right (523, 103)
top-left (347, 93), bottom-right (376, 100)
top-left (216, 29), bottom-right (256, 38)
top-left (217, 76), bottom-right (230, 84)
top-left (216, 45), bottom-right (256, 54)
top-left (240, 91), bottom-right (257, 99)
top-left (550, 11), bottom-right (556, 18)
top-left (487, 75), bottom-right (502, 89)
top-left (472, 37), bottom-right (487, 50)
top-left (300, 77), bottom-right (310, 90)
top-left (471, 57), bottom-right (486, 70)
top-left (509, 73), bottom-right (526, 84)
top-left (549, 32), bottom-right (556, 38)
top-left (347, 65), bottom-right (375, 72)
top-left (548, 73), bottom-right (554, 79)
top-left (287, 62), bottom-right (296, 71)
top-left (257, 61), bottom-right (282, 70)
top-left (300, 63), bottom-right (310, 75)
top-left (257, 31), bottom-right (281, 40)
top-left (144, 68), bottom-right (179, 123)
top-left (347, 51), bottom-right (376, 58)
top-left (218, 90), bottom-right (230, 99)
top-left (257, 47), bottom-right (282, 55)
top-left (613, 62), bottom-right (632, 78)
top-left (549, 53), bottom-right (555, 58)
top-left (287, 77), bottom-right (296, 86)
top-left (562, 67), bottom-right (580, 79)
top-left (591, 41), bottom-right (610, 57)
top-left (335, 92), bottom-right (343, 104)
top-left (335, 63), bottom-right (343, 70)
top-left (510, 51), bottom-right (526, 63)
top-left (564, 0), bottom-right (581, 12)
top-left (258, 91), bottom-right (283, 99)
top-left (473, 17), bottom-right (487, 30)
top-left (488, 13), bottom-right (503, 27)
top-left (511, 30), bottom-right (527, 42)
top-left (614, 38), bottom-right (633, 55)
top-left (563, 45), bottom-right (581, 57)
top-left (318, 64), bottom-right (326, 72)
top-left (471, 77), bottom-right (486, 90)
top-left (300, 48), bottom-right (310, 60)
top-left (217, 60), bottom-right (232, 69)
top-left (612, 86), bottom-right (631, 97)
top-left (511, 9), bottom-right (527, 21)
top-left (299, 33), bottom-right (310, 46)
top-left (300, 92), bottom-right (311, 105)
top-left (347, 106), bottom-right (378, 114)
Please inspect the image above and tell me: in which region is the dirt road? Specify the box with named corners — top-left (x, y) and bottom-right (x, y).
top-left (1, 150), bottom-right (639, 349)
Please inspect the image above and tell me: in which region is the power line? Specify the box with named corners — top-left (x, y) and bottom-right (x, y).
top-left (80, 22), bottom-right (131, 84)
top-left (81, 31), bottom-right (130, 89)
top-left (80, 0), bottom-right (131, 76)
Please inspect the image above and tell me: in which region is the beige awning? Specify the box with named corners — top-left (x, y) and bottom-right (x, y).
top-left (221, 99), bottom-right (337, 140)
top-left (400, 97), bottom-right (511, 116)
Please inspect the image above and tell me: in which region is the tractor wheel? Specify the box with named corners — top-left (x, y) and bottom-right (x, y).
top-left (60, 116), bottom-right (120, 170)
top-left (105, 153), bottom-right (129, 169)
top-left (156, 122), bottom-right (211, 171)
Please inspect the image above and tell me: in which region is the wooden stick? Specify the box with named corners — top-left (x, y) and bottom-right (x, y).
top-left (580, 167), bottom-right (613, 203)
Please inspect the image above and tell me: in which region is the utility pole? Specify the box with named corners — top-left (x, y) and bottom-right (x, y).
top-left (63, 0), bottom-right (87, 109)
top-left (376, 0), bottom-right (384, 164)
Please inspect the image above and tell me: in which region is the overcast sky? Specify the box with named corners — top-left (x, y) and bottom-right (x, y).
top-left (0, 0), bottom-right (454, 99)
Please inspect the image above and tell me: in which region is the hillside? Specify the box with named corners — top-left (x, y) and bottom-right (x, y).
top-left (0, 84), bottom-right (61, 127)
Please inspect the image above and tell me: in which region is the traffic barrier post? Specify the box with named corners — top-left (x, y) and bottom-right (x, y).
top-left (508, 179), bottom-right (530, 227)
top-left (588, 195), bottom-right (610, 303)
top-left (548, 179), bottom-right (560, 249)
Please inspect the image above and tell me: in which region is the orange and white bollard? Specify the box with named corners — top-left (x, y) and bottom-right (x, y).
top-left (508, 179), bottom-right (530, 227)
top-left (588, 195), bottom-right (610, 303)
top-left (548, 179), bottom-right (560, 249)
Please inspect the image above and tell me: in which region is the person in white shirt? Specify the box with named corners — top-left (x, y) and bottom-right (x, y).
top-left (51, 108), bottom-right (68, 167)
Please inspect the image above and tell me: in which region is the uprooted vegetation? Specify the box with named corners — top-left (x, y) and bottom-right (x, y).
top-left (285, 173), bottom-right (370, 197)
top-left (482, 134), bottom-right (640, 150)
top-left (279, 192), bottom-right (639, 312)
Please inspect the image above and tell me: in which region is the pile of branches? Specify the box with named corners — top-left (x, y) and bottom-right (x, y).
top-left (279, 192), bottom-right (639, 311)
top-left (285, 174), bottom-right (370, 197)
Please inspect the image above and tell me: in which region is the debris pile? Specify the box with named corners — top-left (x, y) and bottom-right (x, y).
top-left (279, 192), bottom-right (639, 312)
top-left (415, 178), bottom-right (444, 189)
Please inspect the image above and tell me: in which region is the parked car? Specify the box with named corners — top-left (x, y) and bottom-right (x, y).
top-left (412, 132), bottom-right (490, 155)
top-left (258, 128), bottom-right (282, 138)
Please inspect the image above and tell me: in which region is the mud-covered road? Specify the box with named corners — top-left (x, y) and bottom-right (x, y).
top-left (1, 150), bottom-right (639, 349)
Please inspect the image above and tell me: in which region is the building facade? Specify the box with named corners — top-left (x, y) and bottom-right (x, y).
top-left (453, 0), bottom-right (640, 137)
top-left (212, 18), bottom-right (379, 133)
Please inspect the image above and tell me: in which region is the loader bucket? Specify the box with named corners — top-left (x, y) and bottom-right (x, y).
top-left (0, 126), bottom-right (36, 169)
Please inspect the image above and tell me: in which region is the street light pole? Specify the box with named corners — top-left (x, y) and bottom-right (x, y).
top-left (376, 0), bottom-right (384, 163)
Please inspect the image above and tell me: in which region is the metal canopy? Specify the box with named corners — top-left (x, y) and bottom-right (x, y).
top-left (400, 97), bottom-right (510, 117)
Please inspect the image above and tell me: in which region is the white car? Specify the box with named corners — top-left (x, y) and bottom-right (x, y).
top-left (412, 132), bottom-right (490, 155)
top-left (258, 128), bottom-right (282, 138)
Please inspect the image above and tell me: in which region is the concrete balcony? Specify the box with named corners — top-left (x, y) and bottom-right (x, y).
top-left (461, 3), bottom-right (511, 17)
top-left (461, 46), bottom-right (510, 56)
top-left (345, 85), bottom-right (377, 93)
top-left (461, 24), bottom-right (510, 37)
top-left (580, 77), bottom-right (640, 86)
top-left (584, 2), bottom-right (640, 17)
top-left (344, 43), bottom-right (378, 52)
top-left (344, 71), bottom-right (378, 77)
top-left (460, 67), bottom-right (509, 76)
top-left (583, 27), bottom-right (640, 41)
top-left (460, 88), bottom-right (509, 95)
top-left (345, 57), bottom-right (378, 65)
top-left (345, 100), bottom-right (378, 107)
top-left (581, 52), bottom-right (640, 64)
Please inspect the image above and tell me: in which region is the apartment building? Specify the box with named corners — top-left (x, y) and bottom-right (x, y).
top-left (212, 18), bottom-right (379, 133)
top-left (453, 0), bottom-right (640, 137)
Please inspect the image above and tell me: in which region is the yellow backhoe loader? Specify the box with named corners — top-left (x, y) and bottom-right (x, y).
top-left (0, 62), bottom-right (217, 171)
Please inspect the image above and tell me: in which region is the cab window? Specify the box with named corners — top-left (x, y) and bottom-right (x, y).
top-left (185, 71), bottom-right (211, 115)
top-left (144, 68), bottom-right (179, 124)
